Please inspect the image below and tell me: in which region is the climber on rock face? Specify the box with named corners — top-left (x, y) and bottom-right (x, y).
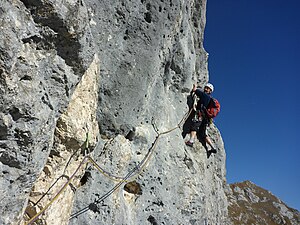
top-left (185, 83), bottom-right (219, 155)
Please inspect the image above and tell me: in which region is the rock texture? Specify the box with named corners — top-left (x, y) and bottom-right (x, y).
top-left (0, 0), bottom-right (94, 224)
top-left (0, 0), bottom-right (229, 225)
top-left (226, 181), bottom-right (300, 225)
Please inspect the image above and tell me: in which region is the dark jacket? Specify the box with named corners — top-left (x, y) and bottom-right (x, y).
top-left (194, 89), bottom-right (211, 109)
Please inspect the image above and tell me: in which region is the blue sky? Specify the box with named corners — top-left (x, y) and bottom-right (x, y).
top-left (204, 0), bottom-right (300, 210)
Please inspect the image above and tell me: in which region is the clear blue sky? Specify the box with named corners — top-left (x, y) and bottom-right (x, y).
top-left (204, 0), bottom-right (300, 210)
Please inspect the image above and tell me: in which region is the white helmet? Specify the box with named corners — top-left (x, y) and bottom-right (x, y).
top-left (205, 83), bottom-right (214, 92)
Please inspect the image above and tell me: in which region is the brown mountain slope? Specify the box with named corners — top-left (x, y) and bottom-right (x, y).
top-left (226, 181), bottom-right (300, 225)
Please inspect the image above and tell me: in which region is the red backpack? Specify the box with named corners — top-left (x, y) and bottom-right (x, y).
top-left (206, 98), bottom-right (220, 118)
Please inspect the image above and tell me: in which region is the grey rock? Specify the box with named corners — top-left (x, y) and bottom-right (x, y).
top-left (0, 0), bottom-right (230, 224)
top-left (0, 0), bottom-right (94, 223)
top-left (273, 202), bottom-right (294, 219)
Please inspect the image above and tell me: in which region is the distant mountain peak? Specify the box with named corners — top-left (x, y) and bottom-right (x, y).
top-left (226, 181), bottom-right (300, 225)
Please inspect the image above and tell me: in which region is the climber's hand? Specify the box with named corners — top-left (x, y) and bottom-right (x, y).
top-left (192, 84), bottom-right (197, 92)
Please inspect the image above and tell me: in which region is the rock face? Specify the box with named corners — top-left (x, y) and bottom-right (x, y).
top-left (226, 181), bottom-right (300, 225)
top-left (0, 0), bottom-right (229, 225)
top-left (0, 0), bottom-right (94, 224)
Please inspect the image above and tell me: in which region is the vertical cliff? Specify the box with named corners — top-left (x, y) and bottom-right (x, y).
top-left (0, 0), bottom-right (229, 224)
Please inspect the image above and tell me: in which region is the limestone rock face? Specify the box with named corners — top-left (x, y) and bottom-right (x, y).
top-left (0, 0), bottom-right (229, 224)
top-left (0, 0), bottom-right (94, 224)
top-left (226, 181), bottom-right (300, 225)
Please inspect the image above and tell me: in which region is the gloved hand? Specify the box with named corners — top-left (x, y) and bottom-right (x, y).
top-left (192, 84), bottom-right (197, 92)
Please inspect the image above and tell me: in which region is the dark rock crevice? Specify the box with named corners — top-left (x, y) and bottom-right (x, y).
top-left (20, 0), bottom-right (85, 75)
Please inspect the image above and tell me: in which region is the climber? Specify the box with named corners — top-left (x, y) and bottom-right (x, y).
top-left (185, 83), bottom-right (218, 154)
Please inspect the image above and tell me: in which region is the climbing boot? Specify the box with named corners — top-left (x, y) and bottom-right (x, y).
top-left (185, 140), bottom-right (194, 147)
top-left (210, 148), bottom-right (217, 154)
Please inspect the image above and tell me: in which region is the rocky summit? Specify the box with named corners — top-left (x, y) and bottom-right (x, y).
top-left (226, 181), bottom-right (300, 225)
